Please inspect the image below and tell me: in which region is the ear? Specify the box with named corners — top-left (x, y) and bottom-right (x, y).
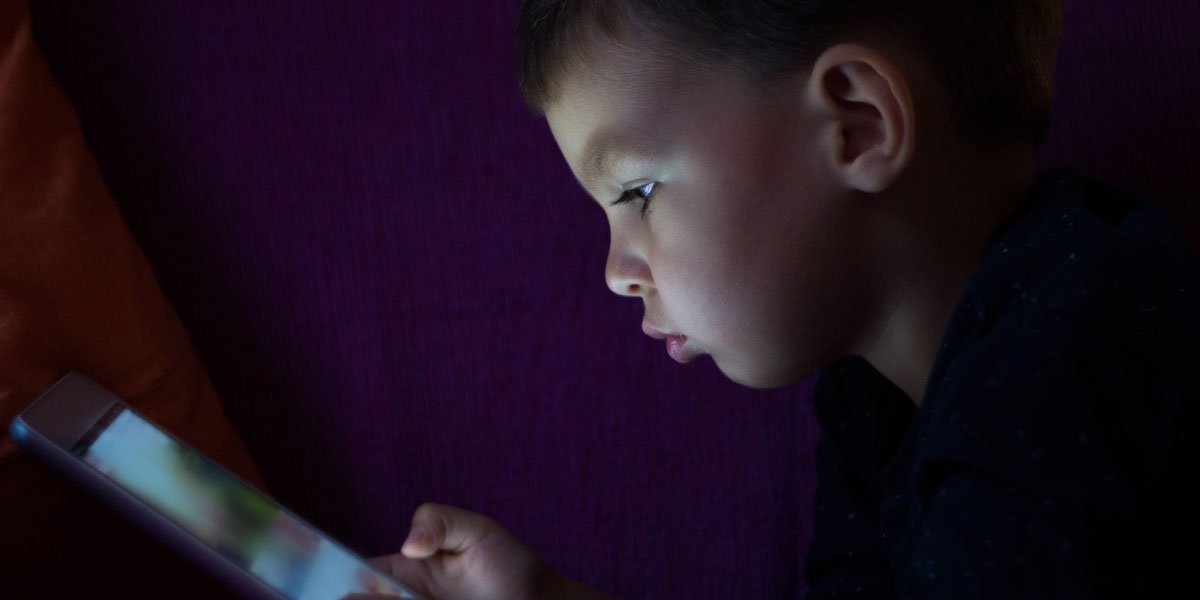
top-left (806, 44), bottom-right (916, 193)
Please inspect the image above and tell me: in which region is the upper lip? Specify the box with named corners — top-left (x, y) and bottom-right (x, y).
top-left (642, 322), bottom-right (675, 340)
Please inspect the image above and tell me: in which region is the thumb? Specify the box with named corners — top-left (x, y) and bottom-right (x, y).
top-left (401, 502), bottom-right (499, 560)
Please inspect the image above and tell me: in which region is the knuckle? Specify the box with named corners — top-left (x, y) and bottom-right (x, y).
top-left (412, 503), bottom-right (444, 530)
top-left (477, 515), bottom-right (499, 532)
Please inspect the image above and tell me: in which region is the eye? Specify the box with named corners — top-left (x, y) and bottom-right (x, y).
top-left (608, 182), bottom-right (658, 217)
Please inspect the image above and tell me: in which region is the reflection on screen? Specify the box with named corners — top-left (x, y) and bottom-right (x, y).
top-left (78, 408), bottom-right (417, 600)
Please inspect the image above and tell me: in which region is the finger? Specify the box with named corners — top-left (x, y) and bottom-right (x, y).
top-left (368, 552), bottom-right (435, 598)
top-left (402, 502), bottom-right (499, 559)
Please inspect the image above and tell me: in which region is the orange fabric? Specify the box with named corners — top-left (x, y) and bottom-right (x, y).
top-left (1, 0), bottom-right (265, 593)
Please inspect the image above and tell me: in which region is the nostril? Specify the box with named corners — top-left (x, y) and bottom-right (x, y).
top-left (628, 283), bottom-right (641, 294)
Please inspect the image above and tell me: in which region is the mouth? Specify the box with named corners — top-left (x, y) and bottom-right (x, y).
top-left (642, 322), bottom-right (692, 364)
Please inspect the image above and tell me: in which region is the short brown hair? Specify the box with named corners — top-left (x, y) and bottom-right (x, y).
top-left (517, 0), bottom-right (1064, 145)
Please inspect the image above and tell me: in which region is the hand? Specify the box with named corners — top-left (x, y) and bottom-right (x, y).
top-left (355, 502), bottom-right (611, 600)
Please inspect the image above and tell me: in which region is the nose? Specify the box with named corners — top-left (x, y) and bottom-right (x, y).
top-left (605, 233), bottom-right (653, 298)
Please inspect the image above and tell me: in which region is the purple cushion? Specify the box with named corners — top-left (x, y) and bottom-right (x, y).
top-left (28, 0), bottom-right (1196, 596)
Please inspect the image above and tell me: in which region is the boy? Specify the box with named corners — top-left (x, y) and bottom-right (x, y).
top-left (361, 1), bottom-right (1198, 598)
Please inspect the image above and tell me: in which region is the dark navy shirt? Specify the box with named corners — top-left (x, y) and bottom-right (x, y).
top-left (802, 169), bottom-right (1199, 599)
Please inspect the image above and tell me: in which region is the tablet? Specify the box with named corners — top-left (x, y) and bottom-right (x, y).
top-left (9, 371), bottom-right (423, 600)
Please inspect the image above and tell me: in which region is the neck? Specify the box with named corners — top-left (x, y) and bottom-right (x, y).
top-left (855, 142), bottom-right (1035, 406)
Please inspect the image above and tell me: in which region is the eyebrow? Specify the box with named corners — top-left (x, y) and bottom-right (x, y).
top-left (579, 134), bottom-right (619, 189)
top-left (577, 129), bottom-right (657, 190)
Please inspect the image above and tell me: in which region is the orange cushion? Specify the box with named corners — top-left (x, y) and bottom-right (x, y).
top-left (1, 0), bottom-right (265, 592)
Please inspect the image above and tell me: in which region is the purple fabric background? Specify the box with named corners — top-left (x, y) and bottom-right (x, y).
top-left (28, 1), bottom-right (1197, 597)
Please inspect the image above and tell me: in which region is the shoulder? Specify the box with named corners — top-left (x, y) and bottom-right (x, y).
top-left (939, 169), bottom-right (1200, 395)
top-left (972, 169), bottom-right (1198, 332)
top-left (920, 169), bottom-right (1200, 486)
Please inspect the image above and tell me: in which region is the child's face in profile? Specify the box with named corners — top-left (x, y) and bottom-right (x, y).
top-left (545, 42), bottom-right (872, 388)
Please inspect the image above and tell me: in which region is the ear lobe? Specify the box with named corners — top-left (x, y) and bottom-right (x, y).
top-left (809, 44), bottom-right (915, 193)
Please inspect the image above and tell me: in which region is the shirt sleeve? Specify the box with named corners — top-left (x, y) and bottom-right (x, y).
top-left (804, 358), bottom-right (915, 600)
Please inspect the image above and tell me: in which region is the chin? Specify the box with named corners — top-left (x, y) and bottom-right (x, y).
top-left (715, 357), bottom-right (809, 390)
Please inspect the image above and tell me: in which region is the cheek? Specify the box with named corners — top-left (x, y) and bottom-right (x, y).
top-left (655, 236), bottom-right (764, 344)
top-left (651, 187), bottom-right (795, 335)
top-left (683, 194), bottom-right (850, 353)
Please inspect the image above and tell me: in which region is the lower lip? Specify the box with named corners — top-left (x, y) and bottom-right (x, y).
top-left (665, 335), bottom-right (689, 363)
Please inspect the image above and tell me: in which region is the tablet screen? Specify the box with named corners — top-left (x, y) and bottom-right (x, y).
top-left (73, 406), bottom-right (416, 600)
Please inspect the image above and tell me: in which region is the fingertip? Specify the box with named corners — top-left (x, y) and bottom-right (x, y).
top-left (401, 526), bottom-right (435, 558)
top-left (400, 544), bottom-right (435, 560)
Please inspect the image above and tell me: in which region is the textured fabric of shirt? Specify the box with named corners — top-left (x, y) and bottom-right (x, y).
top-left (803, 168), bottom-right (1199, 599)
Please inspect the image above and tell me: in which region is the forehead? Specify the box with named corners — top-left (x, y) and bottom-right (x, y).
top-left (544, 37), bottom-right (764, 186)
top-left (545, 45), bottom-right (682, 172)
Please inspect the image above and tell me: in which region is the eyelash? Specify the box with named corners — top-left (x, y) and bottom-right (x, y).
top-left (608, 182), bottom-right (657, 217)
